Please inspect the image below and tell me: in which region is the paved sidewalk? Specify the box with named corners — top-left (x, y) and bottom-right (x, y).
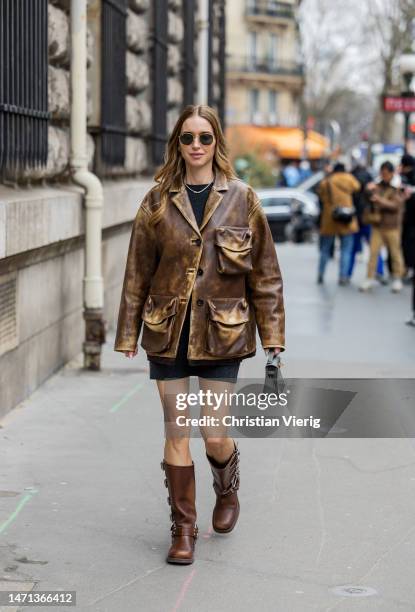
top-left (1, 243), bottom-right (415, 611)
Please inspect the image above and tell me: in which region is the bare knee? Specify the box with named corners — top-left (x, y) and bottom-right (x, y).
top-left (204, 437), bottom-right (230, 453)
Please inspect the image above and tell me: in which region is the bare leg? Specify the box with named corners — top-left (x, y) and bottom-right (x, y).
top-left (156, 378), bottom-right (192, 466)
top-left (198, 377), bottom-right (236, 464)
top-left (199, 377), bottom-right (241, 533)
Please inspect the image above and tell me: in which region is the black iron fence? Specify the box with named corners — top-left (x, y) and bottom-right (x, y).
top-left (151, 0), bottom-right (168, 167)
top-left (0, 0), bottom-right (49, 174)
top-left (217, 1), bottom-right (226, 128)
top-left (100, 0), bottom-right (127, 166)
top-left (182, 0), bottom-right (195, 107)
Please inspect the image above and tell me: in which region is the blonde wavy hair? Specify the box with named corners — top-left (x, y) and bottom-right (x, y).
top-left (153, 104), bottom-right (237, 204)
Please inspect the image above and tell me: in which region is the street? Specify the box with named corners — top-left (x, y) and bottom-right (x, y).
top-left (1, 242), bottom-right (415, 612)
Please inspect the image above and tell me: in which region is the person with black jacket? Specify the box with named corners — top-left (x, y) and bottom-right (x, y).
top-left (400, 154), bottom-right (415, 326)
top-left (347, 163), bottom-right (384, 281)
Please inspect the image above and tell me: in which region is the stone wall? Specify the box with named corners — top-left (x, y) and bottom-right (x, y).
top-left (0, 179), bottom-right (154, 418)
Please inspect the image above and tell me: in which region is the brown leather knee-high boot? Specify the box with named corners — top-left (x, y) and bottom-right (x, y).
top-left (206, 440), bottom-right (240, 533)
top-left (161, 459), bottom-right (198, 564)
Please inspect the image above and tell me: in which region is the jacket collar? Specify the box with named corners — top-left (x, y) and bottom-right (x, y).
top-left (169, 169), bottom-right (229, 236)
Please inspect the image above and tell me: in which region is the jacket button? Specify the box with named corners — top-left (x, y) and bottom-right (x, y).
top-left (194, 238), bottom-right (201, 246)
top-left (197, 268), bottom-right (203, 276)
top-left (196, 299), bottom-right (204, 306)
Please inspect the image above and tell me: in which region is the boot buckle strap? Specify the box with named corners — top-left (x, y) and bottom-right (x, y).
top-left (171, 524), bottom-right (199, 539)
top-left (213, 464), bottom-right (240, 496)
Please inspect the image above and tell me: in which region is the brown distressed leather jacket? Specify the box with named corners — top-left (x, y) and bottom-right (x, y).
top-left (370, 182), bottom-right (404, 230)
top-left (113, 170), bottom-right (285, 364)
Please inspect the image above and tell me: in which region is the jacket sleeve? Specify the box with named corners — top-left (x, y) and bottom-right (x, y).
top-left (349, 175), bottom-right (361, 193)
top-left (246, 189), bottom-right (286, 351)
top-left (114, 198), bottom-right (158, 353)
top-left (376, 188), bottom-right (403, 211)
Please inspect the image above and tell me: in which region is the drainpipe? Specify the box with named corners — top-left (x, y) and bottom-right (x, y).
top-left (70, 0), bottom-right (106, 370)
top-left (197, 0), bottom-right (209, 104)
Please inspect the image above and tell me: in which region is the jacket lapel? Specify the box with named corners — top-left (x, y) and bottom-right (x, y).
top-left (171, 187), bottom-right (202, 238)
top-left (199, 188), bottom-right (224, 232)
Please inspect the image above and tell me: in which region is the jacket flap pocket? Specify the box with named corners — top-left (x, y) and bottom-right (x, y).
top-left (207, 298), bottom-right (249, 325)
top-left (142, 295), bottom-right (178, 325)
top-left (215, 227), bottom-right (253, 252)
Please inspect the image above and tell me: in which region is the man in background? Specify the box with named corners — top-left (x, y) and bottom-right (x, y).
top-left (359, 161), bottom-right (405, 293)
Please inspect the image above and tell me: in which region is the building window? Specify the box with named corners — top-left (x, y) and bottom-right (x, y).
top-left (248, 31), bottom-right (257, 70)
top-left (268, 90), bottom-right (278, 124)
top-left (269, 33), bottom-right (279, 70)
top-left (101, 0), bottom-right (128, 166)
top-left (0, 0), bottom-right (50, 176)
top-left (249, 89), bottom-right (260, 123)
top-left (151, 0), bottom-right (168, 166)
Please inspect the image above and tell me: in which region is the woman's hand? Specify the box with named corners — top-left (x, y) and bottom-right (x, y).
top-left (264, 347), bottom-right (282, 356)
top-left (123, 347), bottom-right (138, 359)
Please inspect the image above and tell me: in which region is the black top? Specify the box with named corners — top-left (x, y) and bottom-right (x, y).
top-left (185, 182), bottom-right (212, 225)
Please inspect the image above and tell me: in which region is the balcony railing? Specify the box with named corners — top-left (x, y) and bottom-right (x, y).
top-left (245, 1), bottom-right (295, 20)
top-left (228, 55), bottom-right (304, 78)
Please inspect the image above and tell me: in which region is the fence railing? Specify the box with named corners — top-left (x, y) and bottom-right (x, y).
top-left (0, 0), bottom-right (50, 174)
top-left (100, 0), bottom-right (128, 166)
top-left (151, 0), bottom-right (168, 166)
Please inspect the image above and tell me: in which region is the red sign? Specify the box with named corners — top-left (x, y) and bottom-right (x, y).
top-left (384, 96), bottom-right (415, 113)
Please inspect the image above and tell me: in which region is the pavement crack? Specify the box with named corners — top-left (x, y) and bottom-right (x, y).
top-left (85, 564), bottom-right (165, 606)
top-left (316, 453), bottom-right (415, 475)
top-left (270, 439), bottom-right (286, 504)
top-left (312, 442), bottom-right (327, 568)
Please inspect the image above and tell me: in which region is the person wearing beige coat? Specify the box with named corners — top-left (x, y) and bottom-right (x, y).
top-left (317, 163), bottom-right (360, 285)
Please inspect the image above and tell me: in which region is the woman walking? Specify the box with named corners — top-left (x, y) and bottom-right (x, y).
top-left (113, 105), bottom-right (285, 564)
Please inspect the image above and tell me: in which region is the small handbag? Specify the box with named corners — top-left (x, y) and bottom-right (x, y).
top-left (332, 206), bottom-right (356, 223)
top-left (327, 178), bottom-right (356, 224)
top-left (262, 350), bottom-right (286, 398)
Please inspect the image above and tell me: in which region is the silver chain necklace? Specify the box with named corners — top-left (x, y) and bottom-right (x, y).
top-left (184, 175), bottom-right (214, 194)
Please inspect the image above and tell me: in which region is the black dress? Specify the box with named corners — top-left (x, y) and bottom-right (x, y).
top-left (148, 182), bottom-right (241, 382)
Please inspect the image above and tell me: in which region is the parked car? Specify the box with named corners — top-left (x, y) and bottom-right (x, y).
top-left (296, 170), bottom-right (325, 196)
top-left (257, 188), bottom-right (320, 242)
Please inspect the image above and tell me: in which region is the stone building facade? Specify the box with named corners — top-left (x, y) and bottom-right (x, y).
top-left (226, 0), bottom-right (303, 127)
top-left (0, 0), bottom-right (226, 417)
